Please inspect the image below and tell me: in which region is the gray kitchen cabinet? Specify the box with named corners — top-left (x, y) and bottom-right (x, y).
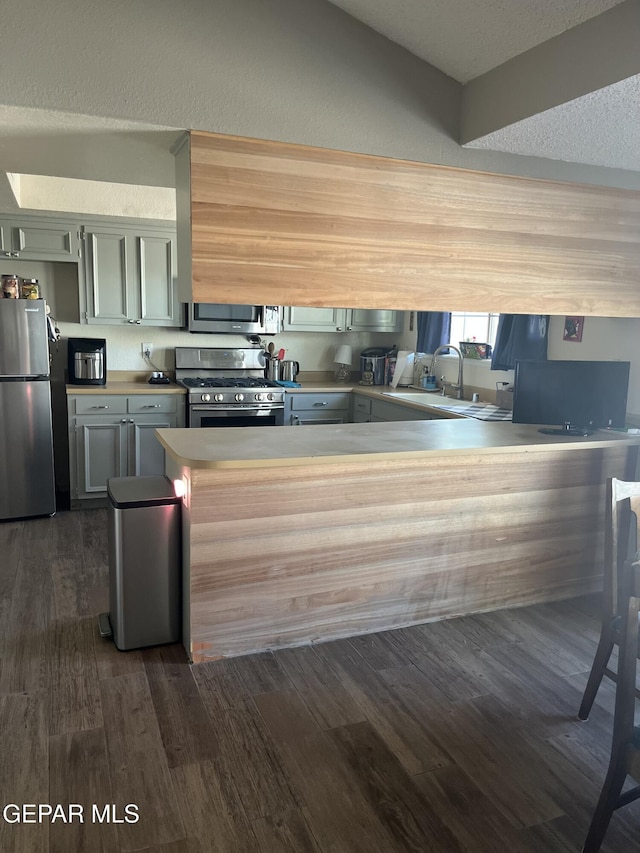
top-left (286, 391), bottom-right (350, 425)
top-left (283, 306), bottom-right (402, 333)
top-left (0, 216), bottom-right (80, 261)
top-left (347, 309), bottom-right (403, 333)
top-left (370, 398), bottom-right (433, 422)
top-left (352, 393), bottom-right (372, 423)
top-left (283, 306), bottom-right (345, 332)
top-left (68, 393), bottom-right (185, 502)
top-left (83, 225), bottom-right (180, 326)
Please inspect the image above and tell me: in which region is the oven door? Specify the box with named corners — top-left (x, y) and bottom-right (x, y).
top-left (189, 406), bottom-right (284, 428)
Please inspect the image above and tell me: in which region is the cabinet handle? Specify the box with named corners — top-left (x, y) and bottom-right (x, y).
top-left (127, 319), bottom-right (135, 324)
top-left (92, 405), bottom-right (109, 409)
top-left (336, 327), bottom-right (343, 332)
top-left (121, 418), bottom-right (127, 423)
top-left (130, 419), bottom-right (135, 423)
top-left (347, 326), bottom-right (352, 331)
top-left (313, 401), bottom-right (328, 407)
top-left (142, 404), bottom-right (161, 408)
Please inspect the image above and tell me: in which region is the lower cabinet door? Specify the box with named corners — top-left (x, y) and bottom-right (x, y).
top-left (75, 418), bottom-right (128, 498)
top-left (130, 415), bottom-right (175, 476)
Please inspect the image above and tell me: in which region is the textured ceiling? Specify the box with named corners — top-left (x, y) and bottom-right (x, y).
top-left (467, 74), bottom-right (640, 171)
top-left (326, 0), bottom-right (625, 82)
top-left (0, 0), bottom-right (637, 203)
top-left (327, 0), bottom-right (638, 172)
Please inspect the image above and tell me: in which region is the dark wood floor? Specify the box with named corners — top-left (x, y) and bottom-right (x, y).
top-left (1, 509), bottom-right (639, 853)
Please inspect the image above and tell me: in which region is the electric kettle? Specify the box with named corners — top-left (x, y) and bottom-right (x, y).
top-left (279, 360), bottom-right (299, 382)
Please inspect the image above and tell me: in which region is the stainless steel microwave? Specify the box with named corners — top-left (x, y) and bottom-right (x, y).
top-left (187, 303), bottom-right (281, 335)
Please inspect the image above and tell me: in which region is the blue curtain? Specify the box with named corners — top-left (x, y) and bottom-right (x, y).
top-left (491, 314), bottom-right (549, 371)
top-left (416, 312), bottom-right (451, 353)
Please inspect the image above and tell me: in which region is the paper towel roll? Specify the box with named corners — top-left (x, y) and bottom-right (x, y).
top-left (390, 351), bottom-right (414, 387)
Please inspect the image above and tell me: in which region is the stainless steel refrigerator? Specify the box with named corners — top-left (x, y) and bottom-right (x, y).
top-left (0, 299), bottom-right (56, 520)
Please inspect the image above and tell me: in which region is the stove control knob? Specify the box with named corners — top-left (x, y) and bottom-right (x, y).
top-left (267, 393), bottom-right (274, 401)
top-left (214, 393), bottom-right (224, 403)
top-left (235, 393), bottom-right (244, 402)
top-left (255, 393), bottom-right (264, 402)
top-left (201, 393), bottom-right (211, 403)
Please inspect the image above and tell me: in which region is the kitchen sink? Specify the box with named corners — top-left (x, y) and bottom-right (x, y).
top-left (383, 391), bottom-right (469, 407)
top-left (382, 390), bottom-right (513, 421)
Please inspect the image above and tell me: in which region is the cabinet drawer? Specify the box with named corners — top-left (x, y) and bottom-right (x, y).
top-left (290, 392), bottom-right (350, 412)
top-left (352, 395), bottom-right (372, 415)
top-left (72, 396), bottom-right (128, 415)
top-left (127, 395), bottom-right (178, 414)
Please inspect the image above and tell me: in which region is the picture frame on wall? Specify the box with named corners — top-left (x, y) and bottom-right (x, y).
top-left (563, 316), bottom-right (584, 343)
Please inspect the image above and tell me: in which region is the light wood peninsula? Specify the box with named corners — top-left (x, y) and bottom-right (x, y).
top-left (156, 420), bottom-right (640, 663)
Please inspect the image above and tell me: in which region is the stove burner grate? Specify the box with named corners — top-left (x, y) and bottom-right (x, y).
top-left (180, 376), bottom-right (279, 389)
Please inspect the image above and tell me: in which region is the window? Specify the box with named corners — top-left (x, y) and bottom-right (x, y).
top-left (449, 312), bottom-right (499, 349)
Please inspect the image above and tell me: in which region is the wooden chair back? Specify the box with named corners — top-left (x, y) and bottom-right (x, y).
top-left (604, 479), bottom-right (640, 621)
top-left (578, 479), bottom-right (640, 722)
top-left (582, 555), bottom-right (640, 851)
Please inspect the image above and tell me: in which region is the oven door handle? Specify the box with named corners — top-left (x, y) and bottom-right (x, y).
top-left (190, 405), bottom-right (284, 412)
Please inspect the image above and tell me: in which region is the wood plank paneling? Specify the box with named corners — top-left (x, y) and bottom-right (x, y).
top-left (186, 445), bottom-right (636, 660)
top-left (188, 131), bottom-right (640, 317)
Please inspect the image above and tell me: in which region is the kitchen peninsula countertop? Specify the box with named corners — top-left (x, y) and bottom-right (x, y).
top-left (163, 414), bottom-right (640, 663)
top-left (157, 418), bottom-right (640, 470)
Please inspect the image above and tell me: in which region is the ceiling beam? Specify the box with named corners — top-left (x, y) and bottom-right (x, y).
top-left (460, 0), bottom-right (640, 144)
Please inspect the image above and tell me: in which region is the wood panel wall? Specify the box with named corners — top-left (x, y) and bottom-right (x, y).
top-left (186, 443), bottom-right (637, 661)
top-left (186, 130), bottom-right (640, 318)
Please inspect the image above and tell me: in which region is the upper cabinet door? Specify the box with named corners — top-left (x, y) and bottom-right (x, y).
top-left (137, 232), bottom-right (180, 327)
top-left (284, 306), bottom-right (346, 332)
top-left (0, 217), bottom-right (79, 261)
top-left (0, 218), bottom-right (10, 255)
top-left (283, 306), bottom-right (402, 333)
top-left (347, 309), bottom-right (402, 333)
top-left (84, 228), bottom-right (133, 324)
top-left (83, 225), bottom-right (180, 327)
top-left (12, 220), bottom-right (79, 261)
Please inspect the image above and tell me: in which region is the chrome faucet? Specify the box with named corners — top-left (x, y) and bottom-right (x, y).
top-left (430, 344), bottom-right (464, 400)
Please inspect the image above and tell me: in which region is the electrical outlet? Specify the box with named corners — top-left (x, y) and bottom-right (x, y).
top-left (141, 342), bottom-right (152, 358)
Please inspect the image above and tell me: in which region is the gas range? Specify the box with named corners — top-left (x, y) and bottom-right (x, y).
top-left (175, 347), bottom-right (285, 427)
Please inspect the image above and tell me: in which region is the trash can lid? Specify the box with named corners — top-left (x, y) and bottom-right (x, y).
top-left (107, 475), bottom-right (181, 509)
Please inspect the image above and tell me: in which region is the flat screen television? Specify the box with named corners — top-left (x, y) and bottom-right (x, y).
top-left (512, 360), bottom-right (630, 435)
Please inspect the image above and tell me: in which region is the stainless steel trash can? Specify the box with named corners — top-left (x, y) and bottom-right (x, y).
top-left (106, 475), bottom-right (181, 651)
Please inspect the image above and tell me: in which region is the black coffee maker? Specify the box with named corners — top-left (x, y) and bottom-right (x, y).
top-left (68, 337), bottom-right (107, 386)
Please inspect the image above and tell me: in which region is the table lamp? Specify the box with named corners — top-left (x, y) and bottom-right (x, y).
top-left (334, 344), bottom-right (352, 383)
